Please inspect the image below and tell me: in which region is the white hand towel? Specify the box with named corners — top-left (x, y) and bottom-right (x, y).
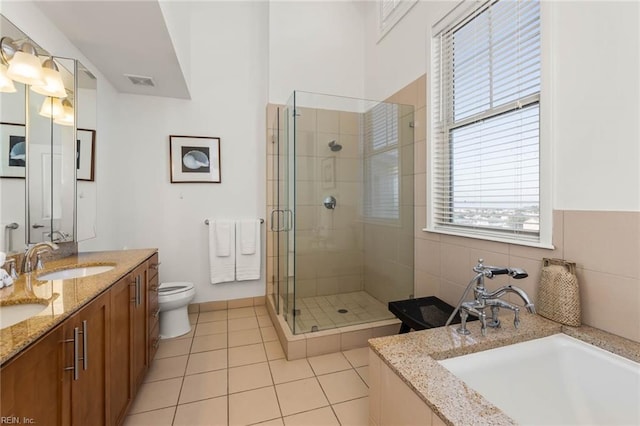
top-left (0, 251), bottom-right (5, 267)
top-left (208, 220), bottom-right (235, 284)
top-left (238, 220), bottom-right (258, 255)
top-left (214, 221), bottom-right (232, 257)
top-left (235, 221), bottom-right (261, 281)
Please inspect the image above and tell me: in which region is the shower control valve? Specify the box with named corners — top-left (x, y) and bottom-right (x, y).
top-left (323, 196), bottom-right (337, 210)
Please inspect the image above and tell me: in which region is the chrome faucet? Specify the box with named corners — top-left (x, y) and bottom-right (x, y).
top-left (445, 259), bottom-right (536, 336)
top-left (46, 230), bottom-right (70, 242)
top-left (21, 241), bottom-right (59, 273)
top-left (4, 258), bottom-right (18, 280)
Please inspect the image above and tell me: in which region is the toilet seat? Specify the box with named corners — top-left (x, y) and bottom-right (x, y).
top-left (159, 282), bottom-right (195, 297)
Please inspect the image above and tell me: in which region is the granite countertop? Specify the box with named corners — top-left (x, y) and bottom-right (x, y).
top-left (368, 313), bottom-right (640, 425)
top-left (0, 249), bottom-right (157, 366)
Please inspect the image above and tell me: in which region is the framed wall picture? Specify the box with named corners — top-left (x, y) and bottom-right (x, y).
top-left (77, 128), bottom-right (96, 181)
top-left (0, 122), bottom-right (26, 179)
top-left (169, 135), bottom-right (221, 183)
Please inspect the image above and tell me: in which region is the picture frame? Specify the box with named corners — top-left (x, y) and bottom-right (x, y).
top-left (0, 122), bottom-right (26, 179)
top-left (77, 128), bottom-right (96, 181)
top-left (169, 135), bottom-right (221, 183)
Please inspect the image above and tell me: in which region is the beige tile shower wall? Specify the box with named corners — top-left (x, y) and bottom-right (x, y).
top-left (362, 76), bottom-right (424, 304)
top-left (266, 104), bottom-right (365, 299)
top-left (298, 107), bottom-right (364, 298)
top-left (266, 104), bottom-right (284, 300)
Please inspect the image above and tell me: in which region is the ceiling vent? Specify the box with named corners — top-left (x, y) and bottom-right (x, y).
top-left (125, 74), bottom-right (155, 87)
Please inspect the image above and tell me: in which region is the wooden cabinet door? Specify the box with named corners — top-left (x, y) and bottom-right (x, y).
top-left (64, 290), bottom-right (110, 426)
top-left (109, 276), bottom-right (133, 425)
top-left (0, 325), bottom-right (65, 425)
top-left (131, 262), bottom-right (148, 393)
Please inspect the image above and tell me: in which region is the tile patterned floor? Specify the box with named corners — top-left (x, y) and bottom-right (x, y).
top-left (293, 291), bottom-right (394, 333)
top-left (125, 305), bottom-right (370, 425)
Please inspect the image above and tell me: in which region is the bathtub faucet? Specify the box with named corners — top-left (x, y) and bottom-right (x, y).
top-left (445, 259), bottom-right (536, 336)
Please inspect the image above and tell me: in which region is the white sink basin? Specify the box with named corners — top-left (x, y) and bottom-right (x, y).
top-left (38, 265), bottom-right (115, 281)
top-left (0, 303), bottom-right (49, 329)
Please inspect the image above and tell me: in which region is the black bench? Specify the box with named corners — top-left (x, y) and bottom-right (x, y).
top-left (388, 296), bottom-right (477, 333)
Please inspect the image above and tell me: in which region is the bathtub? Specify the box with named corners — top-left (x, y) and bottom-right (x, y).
top-left (439, 333), bottom-right (640, 425)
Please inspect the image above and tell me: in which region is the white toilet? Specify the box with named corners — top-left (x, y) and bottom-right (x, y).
top-left (158, 282), bottom-right (196, 339)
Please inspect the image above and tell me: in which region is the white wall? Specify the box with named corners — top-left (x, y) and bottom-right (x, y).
top-left (363, 0), bottom-right (454, 102)
top-left (113, 1), bottom-right (269, 302)
top-left (159, 0), bottom-right (192, 94)
top-left (551, 1), bottom-right (639, 211)
top-left (268, 0), bottom-right (367, 104)
top-left (363, 0), bottom-right (640, 213)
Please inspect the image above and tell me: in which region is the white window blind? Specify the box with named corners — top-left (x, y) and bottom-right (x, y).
top-left (431, 0), bottom-right (541, 243)
top-left (364, 103), bottom-right (400, 221)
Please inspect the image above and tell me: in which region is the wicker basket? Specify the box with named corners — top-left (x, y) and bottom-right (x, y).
top-left (537, 258), bottom-right (581, 326)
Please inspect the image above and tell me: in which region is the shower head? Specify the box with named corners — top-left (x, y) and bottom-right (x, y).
top-left (328, 140), bottom-right (342, 152)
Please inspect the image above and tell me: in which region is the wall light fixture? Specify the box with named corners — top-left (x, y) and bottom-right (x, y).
top-left (31, 57), bottom-right (67, 98)
top-left (0, 37), bottom-right (44, 86)
top-left (53, 98), bottom-right (74, 126)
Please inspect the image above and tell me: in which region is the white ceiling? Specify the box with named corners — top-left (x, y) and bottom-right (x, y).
top-left (34, 1), bottom-right (191, 99)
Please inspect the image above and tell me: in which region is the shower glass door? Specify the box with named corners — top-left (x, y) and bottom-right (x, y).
top-left (277, 94), bottom-right (296, 333)
top-left (269, 107), bottom-right (280, 312)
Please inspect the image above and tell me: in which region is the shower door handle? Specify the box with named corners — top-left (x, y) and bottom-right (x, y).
top-left (284, 209), bottom-right (294, 231)
top-left (270, 209), bottom-right (286, 232)
top-left (270, 210), bottom-right (280, 232)
top-left (270, 209), bottom-right (292, 232)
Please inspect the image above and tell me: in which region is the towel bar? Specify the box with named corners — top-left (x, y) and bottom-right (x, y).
top-left (204, 218), bottom-right (264, 225)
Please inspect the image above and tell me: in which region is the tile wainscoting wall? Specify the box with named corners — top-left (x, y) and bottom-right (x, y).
top-left (413, 209), bottom-right (640, 343)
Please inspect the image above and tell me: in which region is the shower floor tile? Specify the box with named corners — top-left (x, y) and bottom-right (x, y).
top-left (294, 291), bottom-right (394, 333)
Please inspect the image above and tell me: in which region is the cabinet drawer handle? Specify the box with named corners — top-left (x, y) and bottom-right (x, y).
top-left (153, 309), bottom-right (160, 319)
top-left (80, 320), bottom-right (88, 371)
top-left (150, 262), bottom-right (161, 270)
top-left (63, 327), bottom-right (80, 381)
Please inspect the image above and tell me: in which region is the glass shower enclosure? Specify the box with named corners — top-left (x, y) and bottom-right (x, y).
top-left (269, 91), bottom-right (415, 335)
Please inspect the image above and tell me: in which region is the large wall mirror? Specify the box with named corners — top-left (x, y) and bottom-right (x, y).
top-left (27, 56), bottom-right (76, 244)
top-left (0, 14), bottom-right (98, 254)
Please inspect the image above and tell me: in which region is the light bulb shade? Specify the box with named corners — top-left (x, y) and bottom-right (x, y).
top-left (53, 99), bottom-right (74, 126)
top-left (7, 50), bottom-right (44, 86)
top-left (0, 63), bottom-right (16, 93)
top-left (31, 64), bottom-right (66, 98)
top-left (39, 97), bottom-right (65, 118)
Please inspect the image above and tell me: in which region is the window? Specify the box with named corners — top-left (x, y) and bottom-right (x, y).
top-left (379, 0), bottom-right (418, 39)
top-left (363, 103), bottom-right (400, 221)
top-left (430, 0), bottom-right (545, 245)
